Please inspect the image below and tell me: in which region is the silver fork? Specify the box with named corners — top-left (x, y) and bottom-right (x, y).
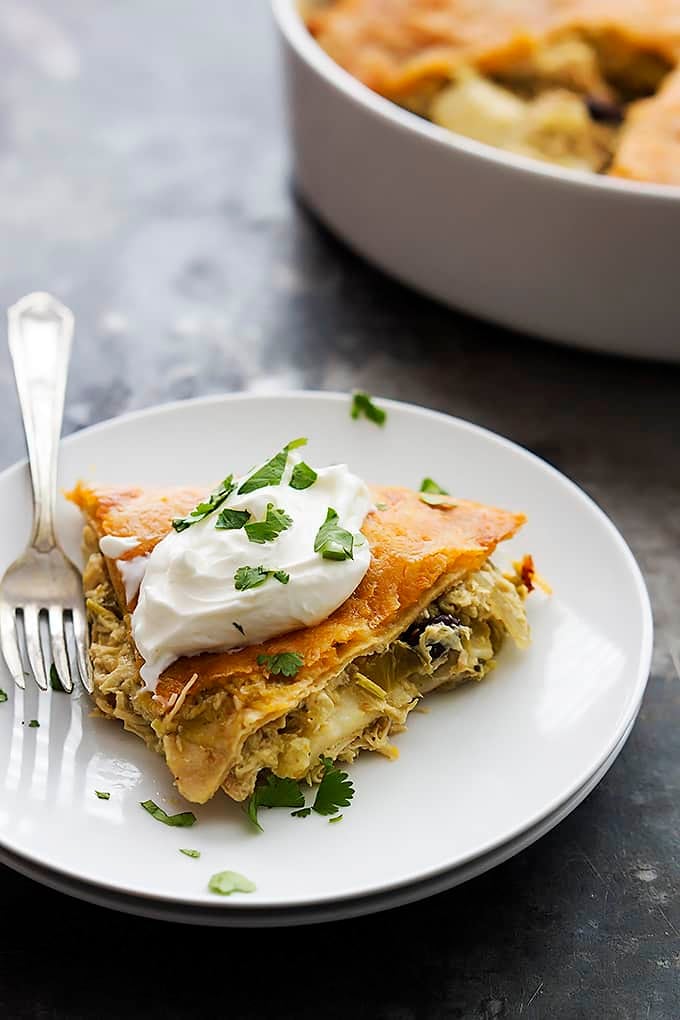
top-left (0, 292), bottom-right (91, 693)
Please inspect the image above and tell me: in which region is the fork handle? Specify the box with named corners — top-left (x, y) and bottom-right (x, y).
top-left (8, 293), bottom-right (74, 552)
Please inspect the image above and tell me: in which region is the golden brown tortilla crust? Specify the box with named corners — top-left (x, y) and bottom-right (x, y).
top-left (611, 68), bottom-right (680, 184)
top-left (69, 480), bottom-right (526, 801)
top-left (68, 482), bottom-right (205, 559)
top-left (306, 0), bottom-right (680, 184)
top-left (68, 481), bottom-right (524, 706)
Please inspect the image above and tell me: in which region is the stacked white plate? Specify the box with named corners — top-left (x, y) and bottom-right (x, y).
top-left (0, 394), bottom-right (652, 925)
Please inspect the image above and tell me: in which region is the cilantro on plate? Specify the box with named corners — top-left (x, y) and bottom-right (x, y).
top-left (350, 391), bottom-right (386, 426)
top-left (208, 870), bottom-right (256, 896)
top-left (313, 757), bottom-right (355, 816)
top-left (50, 663), bottom-right (68, 691)
top-left (140, 800), bottom-right (196, 827)
top-left (247, 774), bottom-right (305, 831)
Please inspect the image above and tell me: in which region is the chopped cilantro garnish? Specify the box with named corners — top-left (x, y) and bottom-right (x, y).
top-left (247, 774), bottom-right (305, 831)
top-left (314, 507), bottom-right (354, 561)
top-left (208, 870), bottom-right (256, 896)
top-left (234, 565), bottom-right (269, 591)
top-left (420, 478), bottom-right (449, 495)
top-left (215, 508), bottom-right (251, 530)
top-left (233, 621), bottom-right (245, 636)
top-left (172, 476), bottom-right (235, 532)
top-left (234, 565), bottom-right (290, 591)
top-left (0, 689), bottom-right (7, 704)
top-left (351, 391), bottom-right (386, 426)
top-left (95, 790), bottom-right (110, 800)
top-left (329, 814), bottom-right (343, 824)
top-left (375, 502), bottom-right (388, 511)
top-left (140, 800), bottom-right (196, 827)
top-left (257, 651), bottom-right (304, 678)
top-left (290, 461), bottom-right (318, 490)
top-left (291, 807), bottom-right (311, 818)
top-left (313, 756), bottom-right (354, 816)
top-left (28, 719), bottom-right (39, 728)
top-left (419, 479), bottom-right (456, 507)
top-left (245, 504), bottom-right (293, 544)
top-left (179, 848), bottom-right (201, 858)
top-left (238, 439), bottom-right (307, 495)
top-left (419, 492), bottom-right (457, 508)
top-left (49, 663), bottom-right (67, 692)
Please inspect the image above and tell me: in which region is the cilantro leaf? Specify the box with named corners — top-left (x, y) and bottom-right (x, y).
top-left (95, 790), bottom-right (110, 800)
top-left (234, 565), bottom-right (290, 591)
top-left (215, 508), bottom-right (251, 530)
top-left (208, 870), bottom-right (256, 896)
top-left (351, 391), bottom-right (386, 426)
top-left (247, 774), bottom-right (305, 830)
top-left (375, 502), bottom-right (388, 511)
top-left (257, 651), bottom-right (304, 678)
top-left (234, 565), bottom-right (269, 591)
top-left (285, 438), bottom-right (308, 451)
top-left (233, 621), bottom-right (245, 636)
top-left (28, 719), bottom-right (39, 728)
top-left (314, 507), bottom-right (354, 561)
top-left (0, 689), bottom-right (7, 704)
top-left (172, 476), bottom-right (235, 531)
top-left (238, 439), bottom-right (307, 495)
top-left (140, 800), bottom-right (196, 827)
top-left (420, 477), bottom-right (449, 495)
top-left (179, 848), bottom-right (201, 858)
top-left (329, 814), bottom-right (343, 824)
top-left (419, 492), bottom-right (457, 508)
top-left (244, 504), bottom-right (293, 544)
top-left (313, 756), bottom-right (354, 816)
top-left (49, 663), bottom-right (68, 692)
top-left (290, 461), bottom-right (318, 490)
top-left (291, 807), bottom-right (311, 818)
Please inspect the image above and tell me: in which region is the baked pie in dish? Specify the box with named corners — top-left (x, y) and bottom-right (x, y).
top-left (68, 443), bottom-right (532, 806)
top-left (304, 0), bottom-right (680, 184)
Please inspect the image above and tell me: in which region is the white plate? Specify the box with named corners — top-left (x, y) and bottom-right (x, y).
top-left (274, 0), bottom-right (680, 360)
top-left (0, 393), bottom-right (652, 923)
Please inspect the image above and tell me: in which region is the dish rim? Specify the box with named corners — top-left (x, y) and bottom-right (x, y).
top-left (0, 390), bottom-right (654, 912)
top-left (273, 0), bottom-right (680, 204)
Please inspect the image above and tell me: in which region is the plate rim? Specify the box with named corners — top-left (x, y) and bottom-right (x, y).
top-left (0, 391), bottom-right (654, 913)
top-left (0, 699), bottom-right (641, 927)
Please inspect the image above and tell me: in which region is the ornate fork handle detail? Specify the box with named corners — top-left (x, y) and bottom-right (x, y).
top-left (8, 293), bottom-right (74, 552)
top-left (1, 293), bottom-right (90, 692)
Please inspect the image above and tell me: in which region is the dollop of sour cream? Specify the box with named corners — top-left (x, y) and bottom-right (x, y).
top-left (99, 535), bottom-right (150, 605)
top-left (126, 453), bottom-right (372, 690)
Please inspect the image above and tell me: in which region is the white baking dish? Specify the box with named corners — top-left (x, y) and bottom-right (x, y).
top-left (273, 0), bottom-right (680, 360)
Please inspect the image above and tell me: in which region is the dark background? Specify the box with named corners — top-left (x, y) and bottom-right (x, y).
top-left (0, 3), bottom-right (678, 1018)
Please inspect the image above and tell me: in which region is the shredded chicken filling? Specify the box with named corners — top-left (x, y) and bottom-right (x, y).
top-left (83, 520), bottom-right (529, 800)
top-left (426, 31), bottom-right (673, 173)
